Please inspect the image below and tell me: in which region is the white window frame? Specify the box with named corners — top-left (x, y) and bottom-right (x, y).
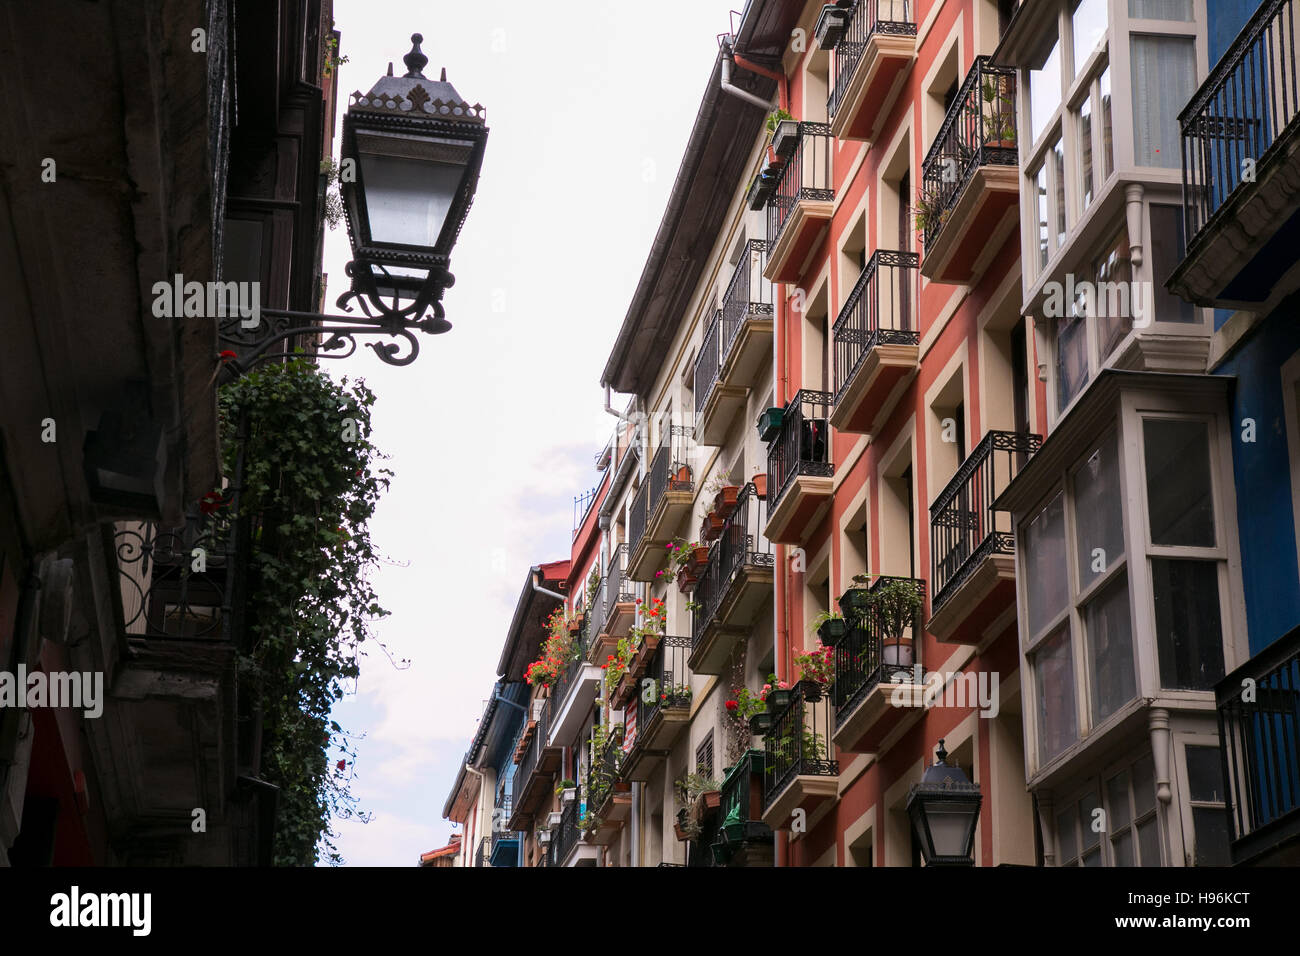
top-left (1053, 749), bottom-right (1163, 867)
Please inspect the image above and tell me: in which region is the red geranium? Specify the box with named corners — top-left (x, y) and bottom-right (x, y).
top-left (725, 699), bottom-right (738, 712)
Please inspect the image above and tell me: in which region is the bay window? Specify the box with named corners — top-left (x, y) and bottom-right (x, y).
top-left (1055, 752), bottom-right (1161, 866)
top-left (1130, 34), bottom-right (1196, 168)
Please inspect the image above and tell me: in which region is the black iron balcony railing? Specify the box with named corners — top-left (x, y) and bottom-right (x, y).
top-left (511, 704), bottom-right (547, 812)
top-left (628, 426), bottom-right (694, 557)
top-left (767, 122), bottom-right (835, 248)
top-left (636, 636), bottom-right (693, 736)
top-left (573, 485), bottom-right (599, 535)
top-left (590, 543), bottom-right (634, 640)
top-left (694, 309), bottom-right (724, 425)
top-left (1217, 624), bottom-right (1300, 863)
top-left (587, 726), bottom-right (625, 810)
top-left (766, 389), bottom-right (833, 512)
top-left (828, 0), bottom-right (918, 118)
top-left (1180, 0), bottom-right (1299, 246)
top-left (719, 748), bottom-right (772, 836)
top-left (833, 576), bottom-right (926, 722)
top-left (475, 836), bottom-right (490, 867)
top-left (720, 239), bottom-right (773, 361)
top-left (832, 249), bottom-right (920, 406)
top-left (491, 787), bottom-right (515, 863)
top-left (692, 483), bottom-right (773, 648)
top-left (549, 799), bottom-right (579, 867)
top-left (929, 430), bottom-right (1042, 612)
top-left (919, 57), bottom-right (1017, 248)
top-left (763, 681), bottom-right (839, 808)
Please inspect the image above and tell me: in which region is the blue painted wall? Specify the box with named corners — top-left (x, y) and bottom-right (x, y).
top-left (1208, 0), bottom-right (1263, 63)
top-left (1214, 304), bottom-right (1300, 654)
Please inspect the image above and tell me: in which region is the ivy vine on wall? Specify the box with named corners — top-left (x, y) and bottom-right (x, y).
top-left (218, 359), bottom-right (391, 865)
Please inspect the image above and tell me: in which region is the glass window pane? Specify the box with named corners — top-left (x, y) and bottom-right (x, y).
top-left (1034, 161), bottom-right (1050, 269)
top-left (1111, 828), bottom-right (1134, 866)
top-left (1035, 627), bottom-right (1078, 763)
top-left (1133, 753), bottom-right (1157, 815)
top-left (1144, 418), bottom-right (1215, 546)
top-left (1080, 790), bottom-right (1102, 850)
top-left (1057, 804), bottom-right (1080, 863)
top-left (1052, 139), bottom-right (1067, 245)
top-left (1056, 312), bottom-right (1089, 412)
top-left (1150, 204), bottom-right (1196, 322)
top-left (1073, 433), bottom-right (1124, 588)
top-left (1129, 0), bottom-right (1193, 20)
top-left (1107, 771), bottom-right (1133, 829)
top-left (1025, 493), bottom-right (1069, 635)
top-left (1079, 94), bottom-right (1095, 210)
top-left (1131, 35), bottom-right (1196, 168)
top-left (1081, 848), bottom-right (1102, 866)
top-left (1186, 745), bottom-right (1225, 803)
top-left (1094, 226), bottom-right (1133, 362)
top-left (1099, 68), bottom-right (1114, 178)
top-left (1072, 0), bottom-right (1108, 71)
top-left (1087, 574), bottom-right (1137, 723)
top-left (1030, 40), bottom-right (1062, 145)
top-left (1137, 817), bottom-right (1161, 865)
top-left (1192, 808), bottom-right (1231, 865)
top-left (1152, 559), bottom-right (1226, 690)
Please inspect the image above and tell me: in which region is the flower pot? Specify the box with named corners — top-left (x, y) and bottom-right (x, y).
top-left (567, 620), bottom-right (581, 635)
top-left (818, 617), bottom-right (847, 646)
top-left (795, 679), bottom-right (824, 703)
top-left (709, 840), bottom-right (732, 865)
top-left (751, 474), bottom-right (768, 500)
top-left (676, 569), bottom-right (697, 594)
top-left (610, 671), bottom-right (638, 710)
top-left (674, 464), bottom-right (692, 488)
top-left (673, 820), bottom-right (690, 842)
top-left (690, 545), bottom-right (710, 570)
top-left (713, 486), bottom-right (740, 519)
top-left (772, 119), bottom-right (799, 158)
top-left (766, 689), bottom-right (793, 712)
top-left (838, 587), bottom-right (871, 613)
top-left (882, 636), bottom-right (913, 669)
top-left (748, 712), bottom-right (773, 735)
top-left (561, 788), bottom-right (577, 805)
top-left (547, 811), bottom-right (563, 827)
top-left (766, 143), bottom-right (779, 165)
top-left (746, 175), bottom-right (773, 211)
top-left (815, 3), bottom-right (850, 50)
top-left (701, 511), bottom-right (725, 542)
top-left (757, 407), bottom-right (785, 443)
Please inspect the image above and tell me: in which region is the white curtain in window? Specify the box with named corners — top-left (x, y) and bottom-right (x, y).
top-left (1131, 35), bottom-right (1196, 168)
top-left (1129, 0), bottom-right (1193, 21)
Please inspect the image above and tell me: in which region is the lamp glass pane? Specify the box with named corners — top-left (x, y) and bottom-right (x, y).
top-left (360, 153), bottom-right (463, 249)
top-left (926, 804), bottom-right (975, 858)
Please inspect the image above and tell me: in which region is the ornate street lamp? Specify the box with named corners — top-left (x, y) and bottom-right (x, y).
top-left (906, 740), bottom-right (983, 867)
top-left (221, 33), bottom-right (488, 370)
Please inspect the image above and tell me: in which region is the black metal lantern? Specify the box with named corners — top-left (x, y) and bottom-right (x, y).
top-left (220, 33), bottom-right (489, 371)
top-left (906, 740), bottom-right (983, 866)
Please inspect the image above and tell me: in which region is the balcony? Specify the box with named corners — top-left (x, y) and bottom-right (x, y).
top-left (547, 799), bottom-right (598, 866)
top-left (763, 123), bottom-right (835, 284)
top-left (506, 703), bottom-right (559, 831)
top-left (761, 682), bottom-right (839, 831)
top-left (474, 836), bottom-right (491, 867)
top-left (928, 430), bottom-right (1041, 642)
top-left (709, 749), bottom-right (774, 866)
top-left (587, 543), bottom-right (636, 664)
top-left (627, 427), bottom-right (695, 580)
top-left (546, 638), bottom-right (603, 751)
top-left (829, 250), bottom-right (920, 435)
top-left (1170, 0), bottom-right (1300, 308)
top-left (694, 240), bottom-right (775, 446)
top-left (918, 57), bottom-right (1019, 284)
top-left (690, 483), bottom-right (774, 675)
top-left (620, 637), bottom-right (693, 781)
top-left (831, 576), bottom-right (927, 753)
top-left (586, 727), bottom-right (631, 846)
top-left (1217, 624), bottom-right (1300, 865)
top-left (490, 791), bottom-right (520, 867)
top-left (764, 390), bottom-right (834, 544)
top-left (827, 1), bottom-right (917, 143)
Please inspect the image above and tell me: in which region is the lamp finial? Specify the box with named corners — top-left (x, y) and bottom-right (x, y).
top-left (403, 33), bottom-right (428, 78)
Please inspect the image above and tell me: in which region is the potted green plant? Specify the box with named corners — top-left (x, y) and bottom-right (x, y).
top-left (981, 77), bottom-right (1017, 150)
top-left (768, 108), bottom-right (798, 158)
top-left (913, 187), bottom-right (950, 241)
top-left (811, 609), bottom-right (846, 646)
top-left (554, 778), bottom-right (576, 799)
top-left (815, 1), bottom-right (854, 51)
top-left (868, 577), bottom-right (924, 672)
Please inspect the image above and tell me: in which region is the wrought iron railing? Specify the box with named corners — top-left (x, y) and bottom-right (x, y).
top-left (692, 483), bottom-right (773, 648)
top-left (919, 57), bottom-right (1017, 248)
top-left (491, 786), bottom-right (515, 863)
top-left (511, 704), bottom-right (547, 812)
top-left (475, 836), bottom-right (490, 867)
top-left (828, 0), bottom-right (918, 119)
top-left (587, 725), bottom-right (625, 810)
top-left (114, 510), bottom-right (233, 641)
top-left (833, 576), bottom-right (926, 722)
top-left (694, 309), bottom-right (724, 426)
top-left (1180, 0), bottom-right (1299, 247)
top-left (720, 239), bottom-right (773, 363)
top-left (590, 543), bottom-right (634, 641)
top-left (767, 123), bottom-right (835, 248)
top-left (930, 430), bottom-right (1041, 613)
top-left (766, 390), bottom-right (834, 513)
top-left (832, 249), bottom-right (920, 407)
top-left (636, 636), bottom-right (693, 736)
top-left (629, 426), bottom-right (694, 557)
top-left (548, 799), bottom-right (580, 867)
top-left (1217, 624), bottom-right (1300, 861)
top-left (763, 681), bottom-right (839, 808)
top-left (573, 486), bottom-right (599, 535)
top-left (719, 748), bottom-right (771, 837)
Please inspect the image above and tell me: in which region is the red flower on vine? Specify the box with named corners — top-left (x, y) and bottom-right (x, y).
top-left (219, 350), bottom-right (237, 362)
top-left (199, 491), bottom-right (224, 515)
top-left (336, 759), bottom-right (346, 772)
top-left (725, 700), bottom-right (738, 712)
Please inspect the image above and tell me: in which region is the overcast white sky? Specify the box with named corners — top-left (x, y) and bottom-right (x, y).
top-left (323, 0), bottom-right (741, 865)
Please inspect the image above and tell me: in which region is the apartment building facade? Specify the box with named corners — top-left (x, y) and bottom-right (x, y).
top-left (443, 0), bottom-right (1300, 869)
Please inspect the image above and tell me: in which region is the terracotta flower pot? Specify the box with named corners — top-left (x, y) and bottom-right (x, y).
top-left (674, 464), bottom-right (692, 488)
top-left (701, 512), bottom-right (725, 542)
top-left (713, 486), bottom-right (741, 519)
top-left (751, 474), bottom-right (768, 499)
top-left (677, 570), bottom-right (697, 594)
top-left (690, 546), bottom-right (710, 570)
